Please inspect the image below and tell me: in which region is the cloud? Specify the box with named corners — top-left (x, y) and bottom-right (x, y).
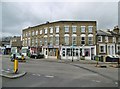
top-left (1, 2), bottom-right (118, 36)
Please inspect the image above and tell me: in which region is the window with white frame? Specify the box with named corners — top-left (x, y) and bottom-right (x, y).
top-left (36, 30), bottom-right (38, 35)
top-left (55, 35), bottom-right (59, 45)
top-left (28, 38), bottom-right (30, 46)
top-left (35, 38), bottom-right (38, 46)
top-left (26, 32), bottom-right (28, 37)
top-left (50, 27), bottom-right (53, 33)
top-left (88, 34), bottom-right (93, 45)
top-left (88, 26), bottom-right (93, 33)
top-left (98, 36), bottom-right (102, 42)
top-left (72, 36), bottom-right (76, 45)
top-left (32, 38), bottom-right (34, 46)
top-left (29, 31), bottom-right (31, 36)
top-left (117, 45), bottom-right (120, 53)
top-left (32, 31), bottom-right (34, 36)
top-left (64, 26), bottom-right (69, 32)
top-left (81, 26), bottom-right (85, 33)
top-left (40, 38), bottom-right (42, 46)
top-left (23, 33), bottom-right (25, 37)
top-left (40, 30), bottom-right (42, 34)
top-left (22, 39), bottom-right (24, 46)
top-left (81, 34), bottom-right (86, 45)
top-left (44, 28), bottom-right (47, 34)
top-left (118, 37), bottom-right (120, 42)
top-left (72, 34), bottom-right (77, 45)
top-left (49, 36), bottom-right (53, 45)
top-left (55, 26), bottom-right (59, 33)
top-left (64, 34), bottom-right (69, 45)
top-left (88, 37), bottom-right (93, 45)
top-left (105, 36), bottom-right (108, 42)
top-left (44, 37), bottom-right (47, 45)
top-left (99, 45), bottom-right (106, 53)
top-left (113, 37), bottom-right (116, 43)
top-left (81, 37), bottom-right (85, 45)
top-left (25, 39), bottom-right (27, 46)
top-left (72, 26), bottom-right (77, 33)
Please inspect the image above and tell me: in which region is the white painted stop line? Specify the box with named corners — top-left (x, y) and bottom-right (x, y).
top-left (37, 74), bottom-right (41, 76)
top-left (45, 75), bottom-right (54, 78)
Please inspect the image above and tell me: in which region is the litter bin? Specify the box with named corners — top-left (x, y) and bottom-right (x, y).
top-left (95, 56), bottom-right (99, 62)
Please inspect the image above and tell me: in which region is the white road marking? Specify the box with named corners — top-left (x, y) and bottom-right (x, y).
top-left (45, 75), bottom-right (54, 78)
top-left (96, 80), bottom-right (101, 83)
top-left (37, 74), bottom-right (41, 76)
top-left (92, 80), bottom-right (101, 83)
top-left (32, 74), bottom-right (36, 76)
top-left (115, 82), bottom-right (118, 85)
top-left (7, 69), bottom-right (10, 70)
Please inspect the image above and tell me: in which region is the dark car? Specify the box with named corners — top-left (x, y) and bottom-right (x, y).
top-left (30, 53), bottom-right (44, 59)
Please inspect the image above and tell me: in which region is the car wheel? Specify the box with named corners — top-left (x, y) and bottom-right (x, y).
top-left (35, 56), bottom-right (37, 59)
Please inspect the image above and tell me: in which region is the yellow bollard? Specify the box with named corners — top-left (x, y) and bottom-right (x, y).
top-left (22, 55), bottom-right (24, 62)
top-left (14, 58), bottom-right (18, 74)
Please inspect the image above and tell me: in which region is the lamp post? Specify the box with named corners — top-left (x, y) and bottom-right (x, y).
top-left (82, 44), bottom-right (85, 60)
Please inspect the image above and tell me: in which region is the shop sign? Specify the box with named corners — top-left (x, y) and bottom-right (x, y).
top-left (54, 45), bottom-right (59, 48)
top-left (43, 46), bottom-right (48, 48)
top-left (48, 45), bottom-right (53, 48)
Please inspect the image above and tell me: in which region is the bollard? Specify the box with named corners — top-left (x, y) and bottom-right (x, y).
top-left (14, 57), bottom-right (18, 74)
top-left (21, 55), bottom-right (24, 62)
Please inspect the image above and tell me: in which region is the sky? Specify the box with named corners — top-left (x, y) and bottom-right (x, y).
top-left (1, 0), bottom-right (119, 37)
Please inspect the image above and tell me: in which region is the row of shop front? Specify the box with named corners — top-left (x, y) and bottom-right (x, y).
top-left (0, 45), bottom-right (96, 60)
top-left (29, 45), bottom-right (96, 60)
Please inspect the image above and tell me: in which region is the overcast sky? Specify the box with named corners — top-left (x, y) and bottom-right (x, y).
top-left (1, 0), bottom-right (119, 37)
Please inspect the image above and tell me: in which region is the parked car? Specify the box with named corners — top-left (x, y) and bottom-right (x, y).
top-left (30, 53), bottom-right (44, 59)
top-left (10, 53), bottom-right (25, 61)
top-left (106, 55), bottom-right (119, 62)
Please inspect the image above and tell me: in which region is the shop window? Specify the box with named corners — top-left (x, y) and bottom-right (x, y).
top-left (73, 48), bottom-right (75, 56)
top-left (66, 48), bottom-right (70, 56)
top-left (84, 49), bottom-right (90, 56)
top-left (62, 48), bottom-right (65, 57)
top-left (76, 48), bottom-right (78, 56)
top-left (80, 48), bottom-right (82, 56)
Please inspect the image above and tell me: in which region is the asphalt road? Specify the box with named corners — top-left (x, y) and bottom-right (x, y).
top-left (1, 55), bottom-right (119, 87)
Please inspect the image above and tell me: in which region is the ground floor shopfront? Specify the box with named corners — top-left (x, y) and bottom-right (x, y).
top-left (60, 46), bottom-right (96, 60)
top-left (42, 45), bottom-right (96, 60)
top-left (43, 45), bottom-right (59, 59)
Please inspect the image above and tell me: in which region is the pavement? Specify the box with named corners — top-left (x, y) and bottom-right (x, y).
top-left (0, 69), bottom-right (27, 79)
top-left (38, 58), bottom-right (119, 68)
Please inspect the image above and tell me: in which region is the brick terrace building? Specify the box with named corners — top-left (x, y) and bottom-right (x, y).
top-left (10, 36), bottom-right (22, 53)
top-left (96, 26), bottom-right (120, 62)
top-left (22, 21), bottom-right (97, 60)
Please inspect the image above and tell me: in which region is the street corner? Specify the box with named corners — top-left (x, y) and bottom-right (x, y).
top-left (0, 69), bottom-right (27, 79)
top-left (94, 64), bottom-right (107, 68)
top-left (109, 64), bottom-right (120, 68)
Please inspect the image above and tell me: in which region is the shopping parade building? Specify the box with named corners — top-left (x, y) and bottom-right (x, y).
top-left (22, 20), bottom-right (97, 60)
